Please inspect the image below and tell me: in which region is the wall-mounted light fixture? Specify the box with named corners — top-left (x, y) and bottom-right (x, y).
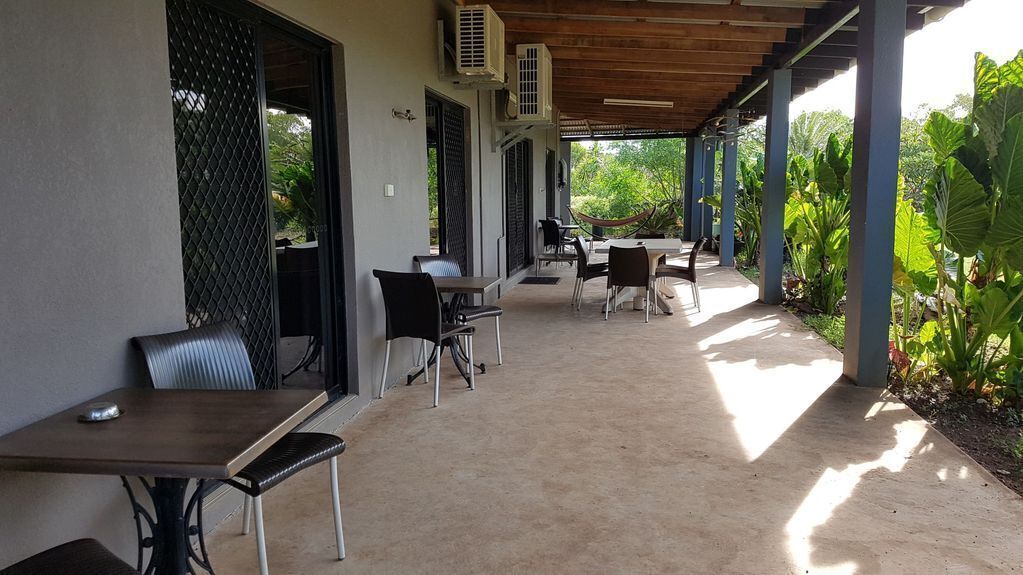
top-left (392, 108), bottom-right (417, 123)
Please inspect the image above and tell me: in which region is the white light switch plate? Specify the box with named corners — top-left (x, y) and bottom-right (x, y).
top-left (384, 183), bottom-right (395, 197)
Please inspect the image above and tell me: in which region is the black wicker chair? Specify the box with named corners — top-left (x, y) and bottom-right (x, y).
top-left (1, 539), bottom-right (138, 575)
top-left (570, 235), bottom-right (609, 310)
top-left (414, 254), bottom-right (503, 366)
top-left (656, 237), bottom-right (708, 311)
top-left (131, 322), bottom-right (346, 575)
top-left (373, 270), bottom-right (476, 406)
top-left (606, 245), bottom-right (653, 323)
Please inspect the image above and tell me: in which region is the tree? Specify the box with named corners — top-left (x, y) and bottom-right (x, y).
top-left (787, 110), bottom-right (852, 159)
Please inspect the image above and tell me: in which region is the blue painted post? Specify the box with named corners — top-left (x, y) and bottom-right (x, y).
top-left (720, 109), bottom-right (739, 267)
top-left (684, 137), bottom-right (704, 241)
top-left (759, 68), bottom-right (791, 304)
top-left (701, 134), bottom-right (717, 243)
top-left (844, 0), bottom-right (906, 387)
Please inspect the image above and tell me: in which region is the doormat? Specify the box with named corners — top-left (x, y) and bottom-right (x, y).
top-left (520, 277), bottom-right (560, 285)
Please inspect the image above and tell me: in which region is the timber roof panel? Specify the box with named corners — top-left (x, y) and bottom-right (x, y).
top-left (460, 0), bottom-right (969, 139)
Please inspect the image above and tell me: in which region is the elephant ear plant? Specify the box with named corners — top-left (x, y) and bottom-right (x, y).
top-left (782, 134), bottom-right (852, 315)
top-left (919, 51), bottom-right (1023, 399)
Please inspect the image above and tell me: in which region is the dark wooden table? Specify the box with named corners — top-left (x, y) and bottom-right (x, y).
top-left (0, 387), bottom-right (327, 575)
top-left (432, 275), bottom-right (500, 295)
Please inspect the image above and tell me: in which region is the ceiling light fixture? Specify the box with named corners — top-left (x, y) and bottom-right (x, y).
top-left (603, 98), bottom-right (674, 108)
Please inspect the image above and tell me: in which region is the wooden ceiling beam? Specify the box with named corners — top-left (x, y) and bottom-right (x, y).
top-left (547, 46), bottom-right (766, 67)
top-left (553, 67), bottom-right (747, 86)
top-left (556, 100), bottom-right (716, 115)
top-left (469, 0), bottom-right (806, 27)
top-left (553, 78), bottom-right (738, 97)
top-left (558, 106), bottom-right (714, 119)
top-left (560, 115), bottom-right (694, 130)
top-left (551, 59), bottom-right (753, 76)
top-left (500, 16), bottom-right (790, 42)
top-left (506, 32), bottom-right (776, 55)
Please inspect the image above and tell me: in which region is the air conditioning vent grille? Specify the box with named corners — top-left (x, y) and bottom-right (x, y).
top-left (515, 44), bottom-right (552, 122)
top-left (455, 5), bottom-right (504, 80)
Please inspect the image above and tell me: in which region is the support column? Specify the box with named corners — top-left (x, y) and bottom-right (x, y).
top-left (844, 0), bottom-right (906, 387)
top-left (683, 137), bottom-right (704, 241)
top-left (701, 134), bottom-right (717, 242)
top-left (720, 109), bottom-right (739, 266)
top-left (559, 140), bottom-right (572, 223)
top-left (759, 68), bottom-right (791, 304)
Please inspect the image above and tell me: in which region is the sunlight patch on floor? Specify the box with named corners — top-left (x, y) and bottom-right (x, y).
top-left (786, 420), bottom-right (928, 574)
top-left (704, 359), bottom-right (839, 461)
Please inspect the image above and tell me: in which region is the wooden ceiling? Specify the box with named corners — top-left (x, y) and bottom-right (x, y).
top-left (459, 0), bottom-right (967, 140)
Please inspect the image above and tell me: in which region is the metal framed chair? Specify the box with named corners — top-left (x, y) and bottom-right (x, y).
top-left (131, 322), bottom-right (346, 575)
top-left (414, 254), bottom-right (503, 366)
top-left (1, 539), bottom-right (138, 575)
top-left (656, 237), bottom-right (708, 311)
top-left (373, 269), bottom-right (476, 406)
top-left (570, 235), bottom-right (609, 310)
top-left (536, 219), bottom-right (573, 273)
top-left (606, 245), bottom-right (654, 323)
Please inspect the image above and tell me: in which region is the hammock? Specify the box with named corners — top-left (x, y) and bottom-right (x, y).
top-left (568, 206), bottom-right (656, 229)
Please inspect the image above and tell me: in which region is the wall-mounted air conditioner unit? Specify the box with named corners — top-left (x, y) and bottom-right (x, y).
top-left (456, 5), bottom-right (505, 83)
top-left (515, 43), bottom-right (552, 122)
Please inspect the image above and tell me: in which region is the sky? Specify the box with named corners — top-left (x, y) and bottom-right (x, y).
top-left (791, 0), bottom-right (1023, 117)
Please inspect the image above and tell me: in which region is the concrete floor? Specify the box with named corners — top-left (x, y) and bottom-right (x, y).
top-left (207, 253), bottom-right (1023, 574)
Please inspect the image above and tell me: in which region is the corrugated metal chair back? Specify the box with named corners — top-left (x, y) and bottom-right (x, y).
top-left (132, 322), bottom-right (257, 390)
top-left (414, 254), bottom-right (462, 277)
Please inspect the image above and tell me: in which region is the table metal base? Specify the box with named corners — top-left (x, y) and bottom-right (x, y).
top-left (406, 340), bottom-right (484, 387)
top-left (121, 477), bottom-right (214, 575)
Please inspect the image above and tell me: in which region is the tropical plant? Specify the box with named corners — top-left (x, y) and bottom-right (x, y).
top-left (782, 134), bottom-right (852, 314)
top-left (788, 110), bottom-right (853, 159)
top-left (914, 52), bottom-right (1023, 398)
top-left (271, 160), bottom-right (319, 240)
top-left (702, 155), bottom-right (764, 268)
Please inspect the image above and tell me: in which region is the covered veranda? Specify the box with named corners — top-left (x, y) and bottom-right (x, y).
top-left (206, 255), bottom-right (1023, 573)
top-left (4, 0), bottom-right (1022, 573)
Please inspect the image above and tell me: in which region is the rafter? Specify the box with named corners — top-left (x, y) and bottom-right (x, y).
top-left (469, 0), bottom-right (806, 27)
top-left (506, 32), bottom-right (776, 55)
top-left (547, 46), bottom-right (766, 67)
top-left (552, 59), bottom-right (753, 76)
top-left (501, 16), bottom-right (790, 42)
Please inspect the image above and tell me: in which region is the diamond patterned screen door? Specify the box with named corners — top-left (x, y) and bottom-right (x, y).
top-left (505, 139), bottom-right (532, 275)
top-left (167, 0), bottom-right (279, 389)
top-left (441, 103), bottom-right (469, 274)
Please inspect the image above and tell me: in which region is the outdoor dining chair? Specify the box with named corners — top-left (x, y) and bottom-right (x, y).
top-left (536, 218), bottom-right (574, 273)
top-left (373, 269), bottom-right (476, 406)
top-left (606, 245), bottom-right (653, 323)
top-left (414, 254), bottom-right (503, 365)
top-left (571, 235), bottom-right (609, 310)
top-left (0, 539), bottom-right (138, 575)
top-left (656, 237), bottom-right (708, 312)
top-left (131, 322), bottom-right (346, 575)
